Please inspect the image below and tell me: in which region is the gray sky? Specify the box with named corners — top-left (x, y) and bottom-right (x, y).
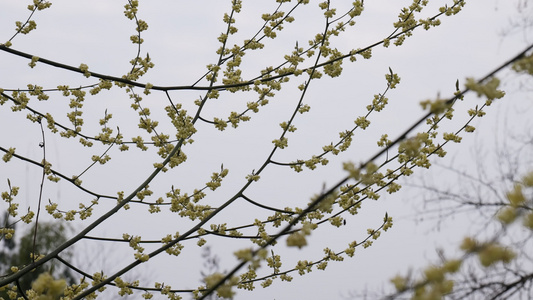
top-left (1, 1), bottom-right (531, 299)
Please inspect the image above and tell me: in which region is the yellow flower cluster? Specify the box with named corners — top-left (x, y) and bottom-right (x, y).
top-left (367, 93), bottom-right (389, 112)
top-left (0, 227), bottom-right (15, 239)
top-left (419, 17), bottom-right (441, 30)
top-left (286, 222), bottom-right (316, 249)
top-left (10, 90), bottom-right (30, 111)
top-left (166, 186), bottom-right (213, 221)
top-left (497, 172), bottom-right (533, 228)
top-left (28, 273), bottom-right (66, 300)
top-left (123, 1), bottom-right (138, 20)
top-left (89, 79), bottom-right (113, 95)
top-left (15, 20), bottom-right (37, 35)
top-left (2, 183), bottom-right (20, 219)
top-left (2, 147), bottom-right (15, 162)
top-left (79, 63), bottom-right (90, 78)
top-left (114, 276), bottom-right (139, 296)
top-left (439, 0), bottom-right (465, 16)
top-left (420, 98), bottom-right (452, 114)
top-left (390, 258), bottom-right (460, 297)
top-left (203, 272), bottom-right (239, 299)
top-left (385, 69), bottom-right (401, 89)
top-left (354, 116), bottom-right (370, 129)
top-left (28, 56), bottom-right (40, 68)
top-left (28, 0), bottom-right (52, 11)
top-left (161, 233), bottom-right (184, 256)
top-left (294, 260), bottom-right (312, 275)
top-left (465, 77), bottom-right (505, 101)
top-left (206, 168), bottom-right (229, 191)
top-left (513, 52), bottom-right (533, 75)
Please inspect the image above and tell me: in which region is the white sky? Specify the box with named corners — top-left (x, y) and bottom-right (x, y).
top-left (0, 0), bottom-right (532, 299)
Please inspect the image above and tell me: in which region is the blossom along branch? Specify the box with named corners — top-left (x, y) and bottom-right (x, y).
top-left (4, 0), bottom-right (51, 44)
top-left (0, 134), bottom-right (185, 289)
top-left (66, 4), bottom-right (337, 298)
top-left (54, 216), bottom-right (388, 296)
top-left (124, 0), bottom-right (148, 80)
top-left (0, 0), bottom-right (462, 152)
top-left (0, 113), bottom-right (512, 292)
top-left (0, 1), bottom-right (464, 94)
top-left (190, 0), bottom-right (306, 87)
top-left (0, 0), bottom-right (496, 251)
top-left (269, 72), bottom-right (395, 169)
top-left (0, 145), bottom-right (116, 200)
top-left (0, 0), bottom-right (492, 255)
top-left (193, 43), bottom-right (533, 299)
top-left (0, 0), bottom-right (463, 164)
top-left (72, 40), bottom-right (531, 300)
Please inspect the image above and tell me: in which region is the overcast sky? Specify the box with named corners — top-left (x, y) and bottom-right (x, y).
top-left (1, 1), bottom-right (532, 299)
